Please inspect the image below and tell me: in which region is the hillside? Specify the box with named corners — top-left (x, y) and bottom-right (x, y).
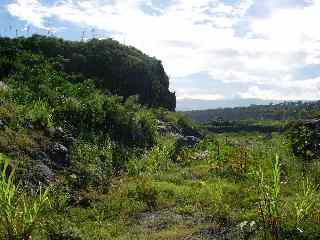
top-left (0, 35), bottom-right (176, 110)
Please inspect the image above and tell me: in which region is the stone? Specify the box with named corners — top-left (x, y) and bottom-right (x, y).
top-left (49, 143), bottom-right (69, 167)
top-left (54, 127), bottom-right (65, 137)
top-left (237, 220), bottom-right (256, 235)
top-left (176, 136), bottom-right (200, 149)
top-left (156, 120), bottom-right (181, 136)
top-left (32, 151), bottom-right (49, 161)
top-left (32, 163), bottom-right (55, 184)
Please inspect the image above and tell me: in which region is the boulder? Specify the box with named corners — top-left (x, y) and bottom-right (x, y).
top-left (49, 143), bottom-right (69, 167)
top-left (32, 151), bottom-right (49, 161)
top-left (32, 162), bottom-right (55, 184)
top-left (156, 120), bottom-right (181, 136)
top-left (176, 136), bottom-right (200, 150)
top-left (31, 151), bottom-right (51, 165)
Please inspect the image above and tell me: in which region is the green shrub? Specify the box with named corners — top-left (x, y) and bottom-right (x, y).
top-left (136, 177), bottom-right (158, 210)
top-left (26, 101), bottom-right (54, 128)
top-left (46, 215), bottom-right (83, 240)
top-left (288, 123), bottom-right (320, 161)
top-left (0, 153), bottom-right (51, 240)
top-left (71, 140), bottom-right (112, 187)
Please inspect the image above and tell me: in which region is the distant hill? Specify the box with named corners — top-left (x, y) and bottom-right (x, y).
top-left (176, 98), bottom-right (282, 111)
top-left (182, 100), bottom-right (320, 122)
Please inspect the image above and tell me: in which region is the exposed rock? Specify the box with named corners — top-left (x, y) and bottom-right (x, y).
top-left (31, 151), bottom-right (50, 164)
top-left (33, 162), bottom-right (55, 184)
top-left (172, 136), bottom-right (200, 161)
top-left (192, 150), bottom-right (209, 161)
top-left (237, 221), bottom-right (257, 238)
top-left (176, 136), bottom-right (200, 149)
top-left (156, 120), bottom-right (181, 136)
top-left (54, 127), bottom-right (65, 139)
top-left (49, 143), bottom-right (69, 167)
top-left (300, 118), bottom-right (320, 127)
top-left (32, 151), bottom-right (48, 161)
top-left (0, 119), bottom-right (6, 129)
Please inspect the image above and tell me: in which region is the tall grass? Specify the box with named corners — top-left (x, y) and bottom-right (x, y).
top-left (0, 153), bottom-right (50, 239)
top-left (257, 154), bottom-right (281, 240)
top-left (293, 178), bottom-right (317, 229)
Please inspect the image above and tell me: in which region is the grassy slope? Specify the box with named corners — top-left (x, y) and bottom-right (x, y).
top-left (30, 133), bottom-right (320, 240)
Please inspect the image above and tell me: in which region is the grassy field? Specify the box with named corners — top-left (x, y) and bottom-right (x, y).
top-left (11, 132), bottom-right (314, 240)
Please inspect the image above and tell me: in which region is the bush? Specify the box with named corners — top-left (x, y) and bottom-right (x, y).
top-left (288, 122), bottom-right (320, 161)
top-left (71, 140), bottom-right (112, 187)
top-left (136, 177), bottom-right (158, 210)
top-left (26, 101), bottom-right (54, 128)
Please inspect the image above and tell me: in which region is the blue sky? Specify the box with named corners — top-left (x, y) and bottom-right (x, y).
top-left (1, 0), bottom-right (320, 102)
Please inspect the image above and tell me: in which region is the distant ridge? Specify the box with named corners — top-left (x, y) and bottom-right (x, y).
top-left (177, 98), bottom-right (284, 111)
top-left (181, 100), bottom-right (319, 122)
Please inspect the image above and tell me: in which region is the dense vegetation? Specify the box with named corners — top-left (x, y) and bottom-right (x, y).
top-left (1, 36), bottom-right (320, 240)
top-left (184, 101), bottom-right (320, 122)
top-left (0, 35), bottom-right (176, 110)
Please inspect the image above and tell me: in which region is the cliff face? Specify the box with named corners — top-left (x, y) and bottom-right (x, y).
top-left (0, 35), bottom-right (176, 110)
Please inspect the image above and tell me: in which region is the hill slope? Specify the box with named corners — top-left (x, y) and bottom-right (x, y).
top-left (0, 35), bottom-right (176, 110)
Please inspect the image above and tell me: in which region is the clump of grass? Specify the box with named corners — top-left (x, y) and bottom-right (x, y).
top-left (257, 154), bottom-right (282, 239)
top-left (293, 178), bottom-right (317, 229)
top-left (0, 153), bottom-right (51, 240)
top-left (26, 100), bottom-right (54, 128)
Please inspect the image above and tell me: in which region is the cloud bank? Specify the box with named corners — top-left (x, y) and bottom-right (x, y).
top-left (5, 0), bottom-right (320, 101)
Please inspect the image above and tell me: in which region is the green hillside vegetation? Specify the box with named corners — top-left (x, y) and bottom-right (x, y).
top-left (184, 101), bottom-right (320, 122)
top-left (0, 36), bottom-right (320, 240)
top-left (0, 35), bottom-right (176, 110)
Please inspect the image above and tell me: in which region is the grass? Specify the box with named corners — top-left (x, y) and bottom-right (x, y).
top-left (1, 131), bottom-right (320, 239)
top-left (0, 153), bottom-right (51, 239)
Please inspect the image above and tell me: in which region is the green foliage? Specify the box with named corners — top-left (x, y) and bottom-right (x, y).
top-left (289, 122), bottom-right (320, 161)
top-left (71, 140), bottom-right (112, 187)
top-left (257, 154), bottom-right (282, 239)
top-left (136, 177), bottom-right (159, 210)
top-left (292, 178), bottom-right (317, 228)
top-left (128, 137), bottom-right (175, 176)
top-left (26, 101), bottom-right (54, 128)
top-left (0, 153), bottom-right (50, 240)
top-left (0, 35), bottom-right (176, 110)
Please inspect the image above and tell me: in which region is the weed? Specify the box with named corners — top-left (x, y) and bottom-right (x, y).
top-left (257, 154), bottom-right (282, 240)
top-left (0, 153), bottom-right (51, 239)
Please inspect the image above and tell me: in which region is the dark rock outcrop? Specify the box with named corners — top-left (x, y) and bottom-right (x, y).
top-left (156, 120), bottom-right (181, 136)
top-left (49, 143), bottom-right (69, 167)
top-left (172, 136), bottom-right (200, 161)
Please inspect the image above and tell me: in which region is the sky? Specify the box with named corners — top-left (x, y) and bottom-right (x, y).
top-left (1, 0), bottom-right (320, 105)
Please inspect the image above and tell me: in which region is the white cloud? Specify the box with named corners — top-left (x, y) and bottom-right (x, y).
top-left (5, 0), bottom-right (320, 101)
top-left (176, 87), bottom-right (225, 101)
top-left (239, 77), bottom-right (320, 100)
